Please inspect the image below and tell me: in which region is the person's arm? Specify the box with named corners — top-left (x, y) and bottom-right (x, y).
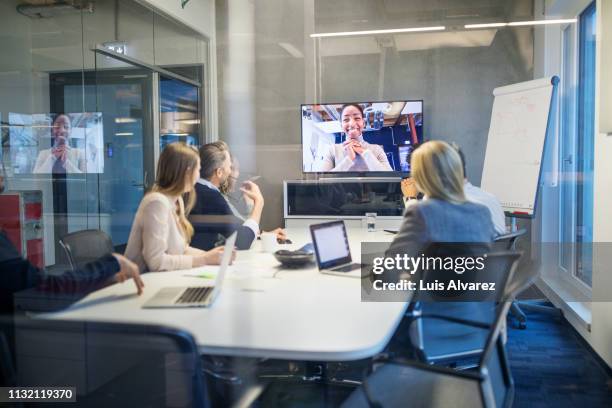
top-left (62, 149), bottom-right (84, 174)
top-left (32, 151), bottom-right (54, 174)
top-left (140, 199), bottom-right (193, 271)
top-left (361, 145), bottom-right (393, 171)
top-left (383, 205), bottom-right (429, 283)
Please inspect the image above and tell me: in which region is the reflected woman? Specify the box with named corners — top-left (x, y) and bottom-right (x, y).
top-left (314, 104), bottom-right (392, 172)
top-left (33, 114), bottom-right (86, 174)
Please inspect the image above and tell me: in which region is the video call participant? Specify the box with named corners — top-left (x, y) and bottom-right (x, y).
top-left (315, 104), bottom-right (393, 172)
top-left (33, 114), bottom-right (86, 174)
top-left (124, 142), bottom-right (228, 272)
top-left (191, 141), bottom-right (286, 251)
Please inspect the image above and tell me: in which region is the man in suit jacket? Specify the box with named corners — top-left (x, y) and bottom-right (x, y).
top-left (190, 142), bottom-right (265, 250)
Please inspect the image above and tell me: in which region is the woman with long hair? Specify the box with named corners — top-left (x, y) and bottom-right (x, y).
top-left (125, 142), bottom-right (228, 272)
top-left (386, 140), bottom-right (495, 262)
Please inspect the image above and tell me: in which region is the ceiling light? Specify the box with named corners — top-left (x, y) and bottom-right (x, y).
top-left (465, 19), bottom-right (576, 29)
top-left (310, 26), bottom-right (446, 38)
top-left (464, 23), bottom-right (509, 29)
top-left (508, 19), bottom-right (577, 26)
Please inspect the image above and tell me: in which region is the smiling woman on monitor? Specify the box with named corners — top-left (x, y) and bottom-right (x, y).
top-left (314, 104), bottom-right (393, 172)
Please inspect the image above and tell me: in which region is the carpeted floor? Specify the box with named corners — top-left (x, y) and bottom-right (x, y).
top-left (506, 308), bottom-right (612, 408)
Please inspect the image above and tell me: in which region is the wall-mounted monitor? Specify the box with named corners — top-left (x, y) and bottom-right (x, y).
top-left (301, 101), bottom-right (423, 174)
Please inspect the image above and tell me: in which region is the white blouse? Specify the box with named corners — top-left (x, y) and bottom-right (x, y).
top-left (124, 192), bottom-right (194, 272)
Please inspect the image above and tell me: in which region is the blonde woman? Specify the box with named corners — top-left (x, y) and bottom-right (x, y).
top-left (125, 142), bottom-right (228, 272)
top-left (386, 140), bottom-right (495, 261)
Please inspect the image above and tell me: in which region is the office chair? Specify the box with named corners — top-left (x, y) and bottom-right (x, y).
top-left (340, 302), bottom-right (516, 408)
top-left (59, 229), bottom-right (114, 271)
top-left (10, 317), bottom-right (210, 407)
top-left (493, 229), bottom-right (561, 329)
top-left (404, 248), bottom-right (521, 366)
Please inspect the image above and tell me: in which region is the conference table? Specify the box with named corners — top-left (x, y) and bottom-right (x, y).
top-left (39, 227), bottom-right (406, 362)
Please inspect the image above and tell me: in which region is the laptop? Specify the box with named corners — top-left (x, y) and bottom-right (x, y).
top-left (309, 221), bottom-right (362, 277)
top-left (142, 232), bottom-right (237, 308)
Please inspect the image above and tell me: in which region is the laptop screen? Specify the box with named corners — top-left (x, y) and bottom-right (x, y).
top-left (310, 221), bottom-right (352, 269)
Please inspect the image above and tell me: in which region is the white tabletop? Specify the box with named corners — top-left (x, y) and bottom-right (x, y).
top-left (39, 228), bottom-right (406, 361)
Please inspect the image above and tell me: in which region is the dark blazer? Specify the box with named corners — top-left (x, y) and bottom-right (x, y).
top-left (0, 231), bottom-right (119, 315)
top-left (0, 231), bottom-right (119, 385)
top-left (190, 182), bottom-right (257, 251)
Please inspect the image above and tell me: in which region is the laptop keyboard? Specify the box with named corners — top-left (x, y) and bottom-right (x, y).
top-left (332, 263), bottom-right (361, 272)
top-left (176, 287), bottom-right (213, 304)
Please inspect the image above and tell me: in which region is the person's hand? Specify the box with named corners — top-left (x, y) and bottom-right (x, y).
top-left (352, 142), bottom-right (366, 156)
top-left (194, 246), bottom-right (236, 266)
top-left (265, 227), bottom-right (287, 242)
top-left (401, 178), bottom-right (418, 198)
top-left (240, 180), bottom-right (264, 206)
top-left (343, 140), bottom-right (357, 161)
top-left (112, 253), bottom-right (144, 295)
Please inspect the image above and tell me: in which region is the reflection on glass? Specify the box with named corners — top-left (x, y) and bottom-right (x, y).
top-left (7, 112), bottom-right (104, 175)
top-left (159, 76), bottom-right (200, 150)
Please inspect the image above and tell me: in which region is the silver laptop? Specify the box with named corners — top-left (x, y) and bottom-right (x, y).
top-left (310, 221), bottom-right (362, 277)
top-left (143, 232), bottom-right (237, 308)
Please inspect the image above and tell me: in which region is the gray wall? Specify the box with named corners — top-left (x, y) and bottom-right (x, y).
top-left (216, 0), bottom-right (534, 229)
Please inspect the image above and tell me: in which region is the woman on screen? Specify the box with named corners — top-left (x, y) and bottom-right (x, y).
top-left (124, 142), bottom-right (230, 272)
top-left (33, 114), bottom-right (86, 174)
top-left (314, 104), bottom-right (393, 172)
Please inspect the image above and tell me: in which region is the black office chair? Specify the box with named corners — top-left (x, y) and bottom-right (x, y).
top-left (10, 317), bottom-right (210, 407)
top-left (341, 304), bottom-right (515, 408)
top-left (59, 229), bottom-right (114, 271)
top-left (404, 248), bottom-right (521, 366)
top-left (493, 229), bottom-right (561, 328)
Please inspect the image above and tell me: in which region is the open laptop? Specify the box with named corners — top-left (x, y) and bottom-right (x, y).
top-left (310, 221), bottom-right (362, 277)
top-left (142, 232), bottom-right (237, 308)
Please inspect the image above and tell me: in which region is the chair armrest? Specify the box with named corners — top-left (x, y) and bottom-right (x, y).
top-left (494, 229), bottom-right (527, 242)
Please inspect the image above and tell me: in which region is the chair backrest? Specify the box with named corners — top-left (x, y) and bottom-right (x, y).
top-left (477, 251), bottom-right (528, 408)
top-left (10, 317), bottom-right (209, 407)
top-left (59, 229), bottom-right (114, 271)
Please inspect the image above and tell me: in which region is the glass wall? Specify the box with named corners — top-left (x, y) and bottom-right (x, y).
top-left (216, 0), bottom-right (535, 230)
top-left (0, 0), bottom-right (209, 266)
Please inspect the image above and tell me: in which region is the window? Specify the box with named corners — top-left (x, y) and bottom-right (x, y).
top-left (558, 2), bottom-right (595, 287)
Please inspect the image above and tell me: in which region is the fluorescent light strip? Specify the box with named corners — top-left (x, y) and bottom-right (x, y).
top-left (310, 26), bottom-right (446, 38)
top-left (508, 19), bottom-right (577, 26)
top-left (465, 19), bottom-right (576, 29)
top-left (464, 23), bottom-right (509, 29)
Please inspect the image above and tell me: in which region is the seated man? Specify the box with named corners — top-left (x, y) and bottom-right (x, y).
top-left (190, 141), bottom-right (285, 251)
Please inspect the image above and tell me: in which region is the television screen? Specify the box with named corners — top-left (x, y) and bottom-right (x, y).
top-left (302, 101), bottom-right (423, 173)
top-left (8, 112), bottom-right (105, 174)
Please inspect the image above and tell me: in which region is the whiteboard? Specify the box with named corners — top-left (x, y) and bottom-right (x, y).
top-left (481, 77), bottom-right (557, 217)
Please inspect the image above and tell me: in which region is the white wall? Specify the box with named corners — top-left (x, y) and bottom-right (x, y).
top-left (536, 0), bottom-right (612, 368)
top-left (138, 0), bottom-right (215, 38)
